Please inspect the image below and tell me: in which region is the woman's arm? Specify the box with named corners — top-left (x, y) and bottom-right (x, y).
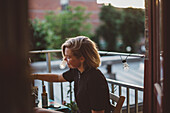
top-left (34, 107), bottom-right (63, 113)
top-left (91, 110), bottom-right (105, 113)
top-left (32, 73), bottom-right (67, 82)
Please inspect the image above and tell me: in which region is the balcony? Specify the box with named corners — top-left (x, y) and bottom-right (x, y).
top-left (30, 49), bottom-right (144, 113)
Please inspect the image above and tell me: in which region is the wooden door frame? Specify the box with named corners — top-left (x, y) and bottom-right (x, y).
top-left (162, 0), bottom-right (170, 112)
top-left (144, 0), bottom-right (170, 113)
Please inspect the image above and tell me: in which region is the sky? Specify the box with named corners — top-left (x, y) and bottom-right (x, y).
top-left (97, 0), bottom-right (145, 9)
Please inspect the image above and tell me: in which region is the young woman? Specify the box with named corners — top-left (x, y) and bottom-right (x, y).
top-left (33, 36), bottom-right (112, 113)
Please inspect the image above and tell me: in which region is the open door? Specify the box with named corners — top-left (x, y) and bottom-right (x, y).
top-left (152, 0), bottom-right (163, 113)
top-left (144, 0), bottom-right (170, 113)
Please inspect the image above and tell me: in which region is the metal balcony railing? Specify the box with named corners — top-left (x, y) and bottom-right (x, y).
top-left (30, 49), bottom-right (144, 113)
top-left (106, 78), bottom-right (144, 113)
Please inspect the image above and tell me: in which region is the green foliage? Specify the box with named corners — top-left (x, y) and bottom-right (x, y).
top-left (65, 101), bottom-right (78, 113)
top-left (29, 6), bottom-right (92, 61)
top-left (30, 19), bottom-right (50, 50)
top-left (96, 4), bottom-right (121, 51)
top-left (96, 5), bottom-right (144, 52)
top-left (43, 6), bottom-right (92, 47)
top-left (31, 5), bottom-right (92, 50)
top-left (119, 8), bottom-right (145, 52)
top-left (29, 19), bottom-right (52, 61)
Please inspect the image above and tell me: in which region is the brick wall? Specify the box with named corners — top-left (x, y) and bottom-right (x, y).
top-left (29, 0), bottom-right (61, 19)
top-left (28, 0), bottom-right (103, 32)
top-left (69, 0), bottom-right (102, 31)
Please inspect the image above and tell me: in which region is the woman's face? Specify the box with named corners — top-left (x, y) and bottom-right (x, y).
top-left (64, 47), bottom-right (82, 69)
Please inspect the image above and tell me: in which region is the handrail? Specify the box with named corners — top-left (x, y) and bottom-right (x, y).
top-left (29, 49), bottom-right (61, 54)
top-left (29, 49), bottom-right (145, 58)
top-left (98, 51), bottom-right (145, 58)
top-left (106, 78), bottom-right (144, 91)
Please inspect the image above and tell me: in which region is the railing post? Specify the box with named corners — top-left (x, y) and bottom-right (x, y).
top-left (69, 82), bottom-right (72, 103)
top-left (135, 89), bottom-right (138, 113)
top-left (127, 87), bottom-right (130, 113)
top-left (111, 84), bottom-right (115, 104)
top-left (46, 53), bottom-right (54, 100)
top-left (61, 82), bottom-right (63, 103)
top-left (119, 86), bottom-right (123, 113)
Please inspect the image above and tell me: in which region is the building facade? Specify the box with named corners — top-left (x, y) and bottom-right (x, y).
top-left (28, 0), bottom-right (102, 31)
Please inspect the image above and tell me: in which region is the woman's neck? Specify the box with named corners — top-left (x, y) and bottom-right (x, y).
top-left (78, 64), bottom-right (85, 73)
top-left (78, 67), bottom-right (84, 73)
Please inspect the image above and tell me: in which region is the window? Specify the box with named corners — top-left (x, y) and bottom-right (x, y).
top-left (60, 0), bottom-right (69, 10)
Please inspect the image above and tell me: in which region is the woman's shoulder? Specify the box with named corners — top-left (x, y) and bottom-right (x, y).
top-left (91, 68), bottom-right (103, 75)
top-left (86, 68), bottom-right (108, 87)
top-left (67, 68), bottom-right (79, 73)
top-left (63, 68), bottom-right (78, 78)
top-left (87, 68), bottom-right (104, 80)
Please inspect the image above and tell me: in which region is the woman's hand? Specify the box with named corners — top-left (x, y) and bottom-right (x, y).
top-left (31, 73), bottom-right (37, 80)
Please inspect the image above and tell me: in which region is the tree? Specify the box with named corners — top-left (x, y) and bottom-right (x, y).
top-left (42, 6), bottom-right (92, 49)
top-left (29, 6), bottom-right (92, 61)
top-left (30, 19), bottom-right (51, 50)
top-left (119, 8), bottom-right (144, 52)
top-left (29, 19), bottom-right (52, 61)
top-left (30, 6), bottom-right (92, 50)
top-left (96, 4), bottom-right (121, 51)
top-left (96, 5), bottom-right (144, 53)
